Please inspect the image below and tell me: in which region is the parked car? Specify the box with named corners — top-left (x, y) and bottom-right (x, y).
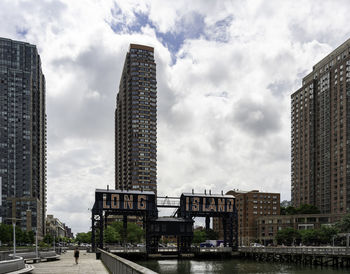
top-left (200, 242), bottom-right (214, 248)
top-left (250, 243), bottom-right (264, 247)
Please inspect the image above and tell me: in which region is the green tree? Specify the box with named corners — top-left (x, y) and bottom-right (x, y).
top-left (14, 226), bottom-right (26, 244)
top-left (205, 229), bottom-right (218, 240)
top-left (275, 228), bottom-right (301, 245)
top-left (193, 230), bottom-right (206, 244)
top-left (280, 207), bottom-right (286, 215)
top-left (336, 213), bottom-right (350, 233)
top-left (108, 222), bottom-right (144, 244)
top-left (75, 232), bottom-right (91, 244)
top-left (297, 204), bottom-right (320, 214)
top-left (318, 226), bottom-right (338, 244)
top-left (39, 241), bottom-right (49, 248)
top-left (110, 222), bottom-right (123, 233)
top-left (0, 224), bottom-right (12, 244)
top-left (281, 204), bottom-right (320, 215)
top-left (285, 206), bottom-right (297, 215)
top-left (21, 231), bottom-right (29, 244)
top-left (27, 231), bottom-right (35, 244)
top-left (300, 229), bottom-right (320, 246)
top-left (126, 223), bottom-right (144, 244)
top-left (104, 226), bottom-right (120, 243)
top-left (43, 234), bottom-right (53, 244)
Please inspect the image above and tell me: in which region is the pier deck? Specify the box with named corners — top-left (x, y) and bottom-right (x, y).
top-left (32, 250), bottom-right (108, 274)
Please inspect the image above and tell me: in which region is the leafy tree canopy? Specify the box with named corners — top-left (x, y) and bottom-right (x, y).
top-left (276, 226), bottom-right (338, 246)
top-left (336, 213), bottom-right (350, 233)
top-left (275, 227), bottom-right (301, 245)
top-left (104, 226), bottom-right (120, 243)
top-left (193, 230), bottom-right (206, 244)
top-left (43, 234), bottom-right (53, 244)
top-left (75, 232), bottom-right (91, 244)
top-left (205, 229), bottom-right (219, 240)
top-left (0, 224), bottom-right (12, 243)
top-left (280, 204), bottom-right (320, 215)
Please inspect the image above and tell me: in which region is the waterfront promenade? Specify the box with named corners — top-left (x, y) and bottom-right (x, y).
top-left (32, 250), bottom-right (108, 274)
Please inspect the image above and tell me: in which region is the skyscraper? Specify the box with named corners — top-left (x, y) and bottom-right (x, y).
top-left (0, 38), bottom-right (46, 237)
top-left (291, 38), bottom-right (350, 214)
top-left (115, 44), bottom-right (157, 193)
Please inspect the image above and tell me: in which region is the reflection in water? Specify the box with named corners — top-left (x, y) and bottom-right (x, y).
top-left (136, 259), bottom-right (350, 274)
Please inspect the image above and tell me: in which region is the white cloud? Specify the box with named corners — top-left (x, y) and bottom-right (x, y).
top-left (1, 0), bottom-right (350, 233)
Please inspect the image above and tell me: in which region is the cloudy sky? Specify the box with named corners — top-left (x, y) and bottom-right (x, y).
top-left (1, 0), bottom-right (350, 234)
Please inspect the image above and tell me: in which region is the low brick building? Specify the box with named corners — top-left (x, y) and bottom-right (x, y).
top-left (213, 190), bottom-right (280, 246)
top-left (256, 213), bottom-right (344, 245)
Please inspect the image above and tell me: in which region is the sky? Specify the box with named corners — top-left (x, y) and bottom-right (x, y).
top-left (1, 0), bottom-right (350, 234)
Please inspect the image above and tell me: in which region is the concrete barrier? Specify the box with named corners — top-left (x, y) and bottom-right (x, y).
top-left (0, 256), bottom-right (34, 273)
top-left (39, 251), bottom-right (60, 261)
top-left (9, 252), bottom-right (40, 263)
top-left (98, 248), bottom-right (157, 274)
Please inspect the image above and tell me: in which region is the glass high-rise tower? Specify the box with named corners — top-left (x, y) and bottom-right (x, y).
top-left (0, 38), bottom-right (46, 237)
top-left (115, 44), bottom-right (157, 193)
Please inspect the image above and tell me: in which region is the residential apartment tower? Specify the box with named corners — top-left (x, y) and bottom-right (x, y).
top-left (291, 38), bottom-right (350, 214)
top-left (115, 44), bottom-right (157, 192)
top-left (0, 38), bottom-right (46, 236)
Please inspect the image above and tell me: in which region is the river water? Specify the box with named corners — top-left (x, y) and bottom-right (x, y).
top-left (136, 258), bottom-right (349, 274)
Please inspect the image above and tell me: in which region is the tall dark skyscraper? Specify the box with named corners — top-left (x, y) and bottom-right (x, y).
top-left (0, 38), bottom-right (46, 236)
top-left (115, 44), bottom-right (157, 193)
top-left (291, 38), bottom-right (350, 214)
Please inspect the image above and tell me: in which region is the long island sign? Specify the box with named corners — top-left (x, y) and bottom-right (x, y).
top-left (94, 189), bottom-right (156, 212)
top-left (180, 193), bottom-right (235, 214)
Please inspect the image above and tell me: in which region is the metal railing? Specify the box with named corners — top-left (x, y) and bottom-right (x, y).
top-left (108, 246), bottom-right (233, 254)
top-left (98, 248), bottom-right (158, 274)
top-left (156, 197), bottom-right (180, 208)
top-left (108, 246), bottom-right (146, 253)
top-left (239, 246), bottom-right (350, 256)
top-left (199, 247), bottom-right (232, 253)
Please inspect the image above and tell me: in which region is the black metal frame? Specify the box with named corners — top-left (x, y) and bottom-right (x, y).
top-left (91, 189), bottom-right (238, 252)
top-left (178, 193), bottom-right (239, 250)
top-left (91, 189), bottom-right (157, 252)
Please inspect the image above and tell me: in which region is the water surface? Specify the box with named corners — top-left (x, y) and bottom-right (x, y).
top-left (136, 258), bottom-right (349, 274)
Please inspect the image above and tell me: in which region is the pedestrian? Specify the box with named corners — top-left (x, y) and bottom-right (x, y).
top-left (74, 247), bottom-right (80, 264)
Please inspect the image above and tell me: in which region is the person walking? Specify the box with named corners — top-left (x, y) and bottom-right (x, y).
top-left (74, 247), bottom-right (80, 264)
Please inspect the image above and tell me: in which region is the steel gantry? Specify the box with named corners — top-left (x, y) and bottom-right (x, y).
top-left (91, 189), bottom-right (238, 253)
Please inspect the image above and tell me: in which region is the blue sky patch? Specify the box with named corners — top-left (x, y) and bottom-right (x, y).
top-left (16, 26), bottom-right (28, 38)
top-left (109, 5), bottom-right (206, 63)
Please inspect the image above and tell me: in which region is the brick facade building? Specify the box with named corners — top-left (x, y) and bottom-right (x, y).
top-left (213, 190), bottom-right (280, 246)
top-left (256, 213), bottom-right (344, 245)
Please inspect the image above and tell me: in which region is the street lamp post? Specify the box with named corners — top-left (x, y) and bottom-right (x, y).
top-left (12, 221), bottom-right (16, 257)
top-left (35, 228), bottom-right (38, 258)
top-left (6, 217), bottom-right (21, 258)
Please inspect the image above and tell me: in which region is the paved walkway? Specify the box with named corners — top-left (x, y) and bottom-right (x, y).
top-left (32, 250), bottom-right (109, 274)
